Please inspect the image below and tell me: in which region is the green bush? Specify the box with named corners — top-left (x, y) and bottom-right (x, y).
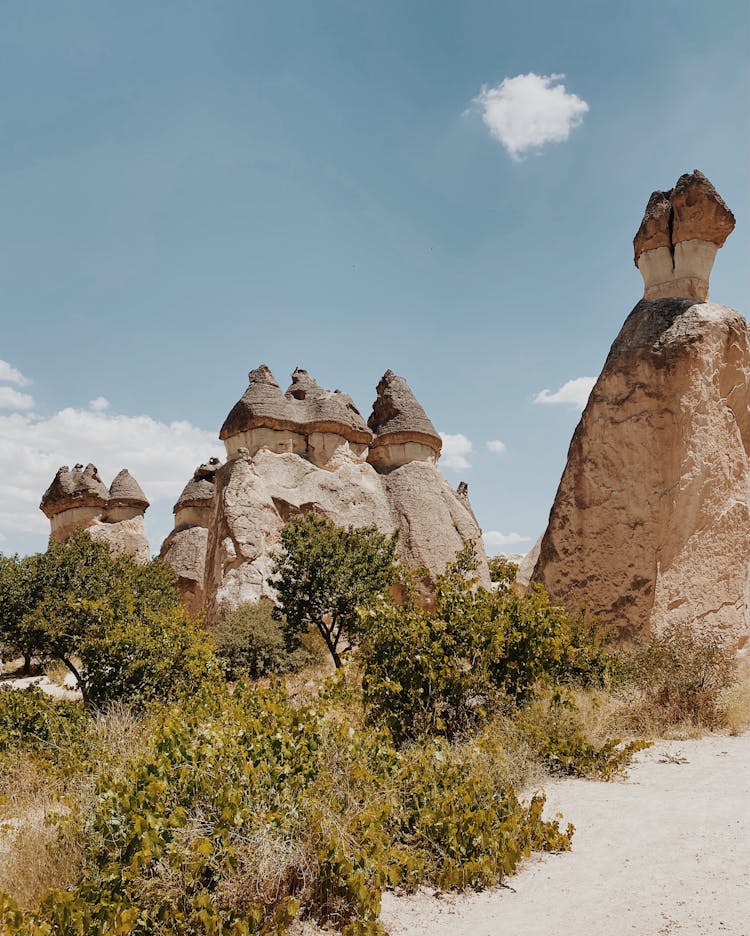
top-left (78, 607), bottom-right (215, 709)
top-left (212, 600), bottom-right (313, 680)
top-left (0, 685), bottom-right (88, 758)
top-left (359, 546), bottom-right (615, 744)
top-left (487, 555), bottom-right (519, 590)
top-left (0, 679), bottom-right (573, 935)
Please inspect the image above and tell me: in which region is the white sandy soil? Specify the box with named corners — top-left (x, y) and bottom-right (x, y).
top-left (381, 734), bottom-right (750, 936)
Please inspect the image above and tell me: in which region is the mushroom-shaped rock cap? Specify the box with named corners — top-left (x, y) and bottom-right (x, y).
top-left (220, 364), bottom-right (372, 444)
top-left (175, 458), bottom-right (222, 511)
top-left (40, 463), bottom-right (109, 518)
top-left (634, 170), bottom-right (735, 266)
top-left (367, 370), bottom-right (442, 454)
top-left (108, 469), bottom-right (149, 509)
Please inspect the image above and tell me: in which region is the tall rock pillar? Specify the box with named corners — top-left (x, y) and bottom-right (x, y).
top-left (533, 171), bottom-right (750, 646)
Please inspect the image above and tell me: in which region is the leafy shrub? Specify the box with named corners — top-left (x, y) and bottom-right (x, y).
top-left (0, 679), bottom-right (573, 935)
top-left (0, 686), bottom-right (88, 756)
top-left (487, 555), bottom-right (519, 590)
top-left (78, 607), bottom-right (215, 709)
top-left (625, 624), bottom-right (737, 729)
top-left (212, 600), bottom-right (313, 679)
top-left (514, 692), bottom-right (650, 780)
top-left (360, 546), bottom-right (616, 744)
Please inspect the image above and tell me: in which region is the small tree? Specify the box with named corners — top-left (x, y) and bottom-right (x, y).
top-left (269, 514), bottom-right (398, 668)
top-left (0, 531), bottom-right (193, 707)
top-left (0, 553), bottom-right (46, 673)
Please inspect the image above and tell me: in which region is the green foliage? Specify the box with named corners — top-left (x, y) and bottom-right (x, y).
top-left (78, 607), bottom-right (215, 709)
top-left (0, 679), bottom-right (573, 935)
top-left (626, 624), bottom-right (737, 728)
top-left (0, 532), bottom-right (204, 708)
top-left (0, 552), bottom-right (46, 669)
top-left (515, 692), bottom-right (651, 780)
top-left (487, 554), bottom-right (518, 590)
top-left (360, 546), bottom-right (616, 744)
top-left (212, 600), bottom-right (314, 680)
top-left (0, 686), bottom-right (88, 757)
top-left (269, 514), bottom-right (398, 668)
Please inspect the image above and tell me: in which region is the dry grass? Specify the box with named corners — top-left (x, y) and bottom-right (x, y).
top-left (0, 756), bottom-right (84, 907)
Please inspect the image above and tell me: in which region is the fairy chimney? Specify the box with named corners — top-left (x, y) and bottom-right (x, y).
top-left (534, 171), bottom-right (749, 646)
top-left (106, 469), bottom-right (149, 522)
top-left (633, 170), bottom-right (735, 302)
top-left (367, 370), bottom-right (442, 472)
top-left (219, 365), bottom-right (372, 467)
top-left (40, 463), bottom-right (110, 541)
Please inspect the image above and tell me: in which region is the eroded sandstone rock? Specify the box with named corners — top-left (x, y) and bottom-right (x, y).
top-left (534, 273), bottom-right (750, 643)
top-left (40, 464), bottom-right (150, 562)
top-left (633, 170), bottom-right (735, 302)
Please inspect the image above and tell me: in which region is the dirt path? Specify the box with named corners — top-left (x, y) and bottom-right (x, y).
top-left (381, 734), bottom-right (750, 936)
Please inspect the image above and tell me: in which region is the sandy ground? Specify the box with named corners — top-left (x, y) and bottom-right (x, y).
top-left (380, 734), bottom-right (750, 936)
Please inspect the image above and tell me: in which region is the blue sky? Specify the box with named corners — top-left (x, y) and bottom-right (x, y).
top-left (1, 0), bottom-right (748, 557)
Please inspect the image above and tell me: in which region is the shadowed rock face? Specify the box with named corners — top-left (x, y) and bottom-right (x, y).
top-left (633, 170), bottom-right (735, 302)
top-left (533, 298), bottom-right (750, 647)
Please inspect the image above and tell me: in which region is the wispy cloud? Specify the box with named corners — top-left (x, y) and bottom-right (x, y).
top-left (0, 362), bottom-right (219, 551)
top-left (89, 396), bottom-right (110, 412)
top-left (470, 72), bottom-right (589, 160)
top-left (0, 360), bottom-right (32, 387)
top-left (486, 439), bottom-right (507, 455)
top-left (439, 432), bottom-right (473, 471)
top-left (483, 531), bottom-right (531, 548)
top-left (534, 376), bottom-right (595, 410)
top-left (0, 387), bottom-right (35, 410)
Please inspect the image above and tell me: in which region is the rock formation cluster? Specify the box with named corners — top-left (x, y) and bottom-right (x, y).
top-left (533, 170), bottom-right (749, 647)
top-left (40, 464), bottom-right (150, 564)
top-left (40, 371), bottom-right (488, 620)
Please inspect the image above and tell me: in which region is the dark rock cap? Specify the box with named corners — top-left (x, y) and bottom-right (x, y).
top-left (40, 463), bottom-right (109, 518)
top-left (634, 170), bottom-right (735, 266)
top-left (367, 370), bottom-right (442, 455)
top-left (175, 457), bottom-right (222, 511)
top-left (108, 469), bottom-right (149, 509)
top-left (219, 364), bottom-right (372, 444)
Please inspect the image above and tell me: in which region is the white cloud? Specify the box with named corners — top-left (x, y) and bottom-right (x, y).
top-left (483, 531), bottom-right (532, 547)
top-left (0, 360), bottom-right (32, 386)
top-left (0, 387), bottom-right (35, 410)
top-left (439, 432), bottom-right (473, 471)
top-left (89, 396), bottom-right (110, 412)
top-left (0, 385), bottom-right (219, 552)
top-left (470, 72), bottom-right (589, 160)
top-left (534, 376), bottom-right (595, 410)
top-left (486, 439), bottom-right (507, 455)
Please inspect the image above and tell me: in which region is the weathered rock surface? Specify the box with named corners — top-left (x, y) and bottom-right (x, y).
top-left (160, 458), bottom-right (222, 616)
top-left (40, 463), bottom-right (150, 562)
top-left (633, 170), bottom-right (735, 302)
top-left (367, 369), bottom-right (442, 472)
top-left (203, 448), bottom-right (489, 622)
top-left (533, 298), bottom-right (750, 645)
top-left (88, 515), bottom-right (151, 565)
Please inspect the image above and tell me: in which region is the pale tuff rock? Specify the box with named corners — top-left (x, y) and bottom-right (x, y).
top-left (533, 296), bottom-right (750, 646)
top-left (198, 367), bottom-right (488, 620)
top-left (203, 450), bottom-right (489, 622)
top-left (160, 457), bottom-right (222, 617)
top-left (515, 535), bottom-right (542, 590)
top-left (367, 369), bottom-right (442, 472)
top-left (40, 464), bottom-right (150, 562)
top-left (634, 170), bottom-right (735, 302)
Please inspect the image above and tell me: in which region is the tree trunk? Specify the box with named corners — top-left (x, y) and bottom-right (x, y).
top-left (62, 657), bottom-right (89, 708)
top-left (22, 652), bottom-right (32, 675)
